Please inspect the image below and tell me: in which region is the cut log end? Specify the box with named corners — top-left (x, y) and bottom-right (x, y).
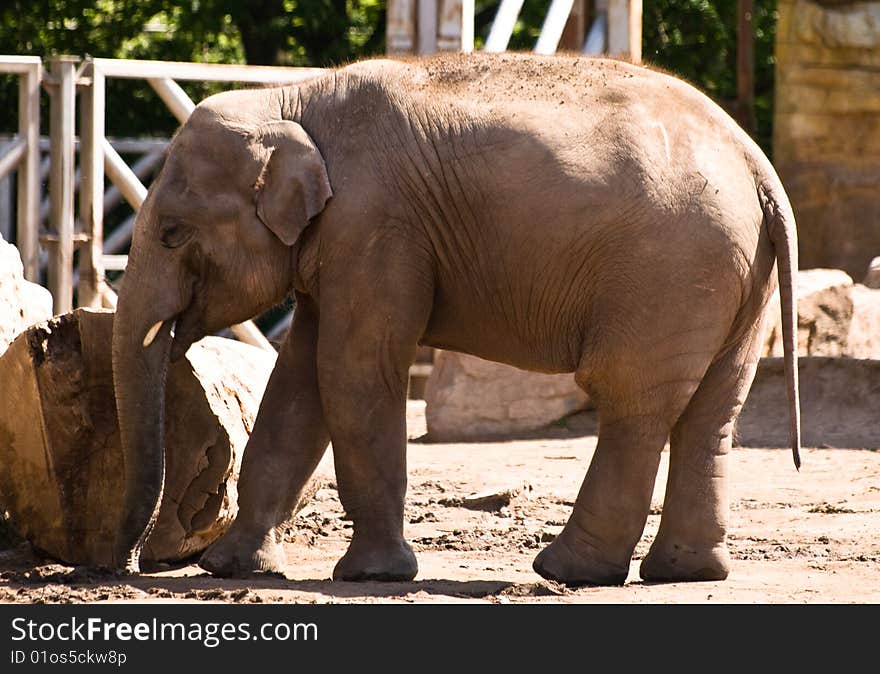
top-left (0, 308), bottom-right (289, 566)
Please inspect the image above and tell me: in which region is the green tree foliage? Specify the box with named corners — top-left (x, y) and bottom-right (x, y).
top-left (0, 0), bottom-right (385, 136)
top-left (0, 0), bottom-right (777, 149)
top-left (643, 0), bottom-right (777, 153)
top-left (472, 1), bottom-right (777, 151)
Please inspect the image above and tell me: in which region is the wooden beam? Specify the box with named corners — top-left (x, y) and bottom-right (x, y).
top-left (485, 0), bottom-right (525, 53)
top-left (77, 61), bottom-right (106, 308)
top-left (737, 0), bottom-right (757, 135)
top-left (387, 0), bottom-right (418, 54)
top-left (17, 61), bottom-right (41, 281)
top-left (438, 0), bottom-right (474, 53)
top-left (147, 77), bottom-right (195, 124)
top-left (0, 137), bottom-right (26, 179)
top-left (607, 0), bottom-right (641, 63)
top-left (559, 0), bottom-right (589, 52)
top-left (535, 0), bottom-right (576, 55)
top-left (47, 56), bottom-right (78, 314)
top-left (92, 58), bottom-right (324, 83)
top-left (418, 0), bottom-right (438, 54)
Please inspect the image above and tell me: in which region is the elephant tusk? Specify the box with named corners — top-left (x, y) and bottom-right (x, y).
top-left (142, 320), bottom-right (164, 348)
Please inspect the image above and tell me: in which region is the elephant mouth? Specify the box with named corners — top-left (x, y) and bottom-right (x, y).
top-left (170, 308), bottom-right (204, 362)
top-left (167, 289), bottom-right (205, 362)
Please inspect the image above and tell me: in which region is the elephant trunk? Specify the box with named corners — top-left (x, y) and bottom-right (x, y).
top-left (111, 294), bottom-right (175, 571)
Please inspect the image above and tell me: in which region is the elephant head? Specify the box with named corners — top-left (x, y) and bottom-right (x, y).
top-left (111, 92), bottom-right (332, 570)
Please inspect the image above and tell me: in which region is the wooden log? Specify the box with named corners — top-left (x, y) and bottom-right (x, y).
top-left (0, 308), bottom-right (284, 565)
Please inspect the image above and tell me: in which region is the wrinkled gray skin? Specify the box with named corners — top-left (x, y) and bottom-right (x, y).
top-left (112, 53), bottom-right (800, 585)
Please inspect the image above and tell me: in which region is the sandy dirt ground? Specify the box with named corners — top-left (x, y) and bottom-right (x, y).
top-left (1, 402), bottom-right (878, 604)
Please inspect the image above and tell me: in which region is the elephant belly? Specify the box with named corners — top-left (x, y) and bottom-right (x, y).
top-left (421, 278), bottom-right (589, 376)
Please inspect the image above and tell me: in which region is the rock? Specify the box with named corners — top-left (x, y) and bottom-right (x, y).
top-left (440, 482), bottom-right (534, 512)
top-left (762, 268), bottom-right (880, 358)
top-left (0, 308), bottom-right (301, 566)
top-left (0, 235), bottom-right (53, 357)
top-left (865, 256), bottom-right (880, 289)
top-left (424, 350), bottom-right (589, 441)
top-left (737, 356), bottom-right (880, 449)
top-left (847, 284), bottom-right (880, 359)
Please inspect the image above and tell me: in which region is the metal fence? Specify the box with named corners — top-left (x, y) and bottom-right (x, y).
top-left (1, 55), bottom-right (325, 351)
top-left (0, 56), bottom-right (41, 282)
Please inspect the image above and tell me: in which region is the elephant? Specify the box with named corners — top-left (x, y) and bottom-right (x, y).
top-left (111, 52), bottom-right (801, 586)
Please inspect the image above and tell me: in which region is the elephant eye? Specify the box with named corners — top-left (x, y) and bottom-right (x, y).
top-left (159, 219), bottom-right (195, 249)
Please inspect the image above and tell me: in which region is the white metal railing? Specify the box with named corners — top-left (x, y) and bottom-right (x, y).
top-left (389, 0), bottom-right (641, 60)
top-left (0, 56), bottom-right (41, 281)
top-left (534, 0), bottom-right (577, 55)
top-left (56, 57), bottom-right (326, 350)
top-left (0, 134), bottom-right (168, 293)
top-left (484, 0), bottom-right (526, 52)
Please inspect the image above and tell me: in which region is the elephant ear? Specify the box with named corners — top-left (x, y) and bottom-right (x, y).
top-left (254, 120), bottom-right (332, 246)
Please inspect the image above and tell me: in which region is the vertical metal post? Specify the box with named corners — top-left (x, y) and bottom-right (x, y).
top-left (607, 0), bottom-right (641, 63)
top-left (0, 173), bottom-right (10, 242)
top-left (485, 0), bottom-right (526, 53)
top-left (78, 60), bottom-right (106, 308)
top-left (737, 0), bottom-right (756, 136)
top-left (17, 61), bottom-right (41, 281)
top-left (559, 0), bottom-right (589, 52)
top-left (437, 0), bottom-right (474, 53)
top-left (47, 56), bottom-right (78, 314)
top-left (534, 0), bottom-right (576, 55)
top-left (418, 0), bottom-right (438, 55)
top-left (460, 0), bottom-right (474, 53)
top-left (387, 0), bottom-right (418, 54)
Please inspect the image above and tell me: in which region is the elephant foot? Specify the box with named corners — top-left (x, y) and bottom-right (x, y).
top-left (532, 536), bottom-right (629, 587)
top-left (199, 530), bottom-right (286, 578)
top-left (332, 536), bottom-right (418, 582)
top-left (640, 539), bottom-right (730, 582)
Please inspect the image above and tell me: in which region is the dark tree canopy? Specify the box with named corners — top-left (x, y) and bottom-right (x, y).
top-left (0, 1), bottom-right (777, 151)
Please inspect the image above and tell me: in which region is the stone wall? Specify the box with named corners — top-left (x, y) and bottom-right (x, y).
top-left (774, 0), bottom-right (880, 278)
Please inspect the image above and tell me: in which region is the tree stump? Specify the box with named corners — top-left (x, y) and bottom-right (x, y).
top-left (0, 308), bottom-right (280, 565)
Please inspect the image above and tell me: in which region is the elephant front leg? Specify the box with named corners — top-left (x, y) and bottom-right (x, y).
top-left (200, 294), bottom-right (330, 578)
top-left (317, 339), bottom-right (418, 582)
top-left (315, 270), bottom-right (431, 582)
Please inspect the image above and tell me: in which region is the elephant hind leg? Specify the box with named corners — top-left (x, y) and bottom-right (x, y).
top-left (533, 328), bottom-right (720, 586)
top-left (533, 411), bottom-right (670, 586)
top-left (640, 329), bottom-right (763, 582)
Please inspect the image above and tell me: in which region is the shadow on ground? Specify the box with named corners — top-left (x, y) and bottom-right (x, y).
top-left (414, 409), bottom-right (600, 443)
top-left (0, 544), bottom-right (579, 601)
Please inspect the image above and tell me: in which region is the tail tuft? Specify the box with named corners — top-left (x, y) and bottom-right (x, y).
top-left (760, 182), bottom-right (801, 470)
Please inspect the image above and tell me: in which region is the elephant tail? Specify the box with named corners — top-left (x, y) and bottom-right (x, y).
top-left (760, 181), bottom-right (802, 470)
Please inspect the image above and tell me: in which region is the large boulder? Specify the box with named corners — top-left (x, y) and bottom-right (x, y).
top-left (424, 351), bottom-right (589, 441)
top-left (865, 256), bottom-right (880, 289)
top-left (737, 356), bottom-right (880, 449)
top-left (0, 235), bottom-right (53, 356)
top-left (848, 284), bottom-right (880, 359)
top-left (762, 268), bottom-right (880, 358)
top-left (0, 308), bottom-right (280, 565)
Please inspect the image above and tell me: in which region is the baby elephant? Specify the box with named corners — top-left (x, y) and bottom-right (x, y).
top-left (112, 53), bottom-right (800, 585)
